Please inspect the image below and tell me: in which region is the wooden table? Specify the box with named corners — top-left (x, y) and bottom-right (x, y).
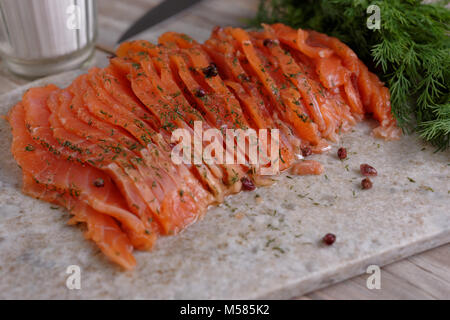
top-left (0, 0), bottom-right (448, 299)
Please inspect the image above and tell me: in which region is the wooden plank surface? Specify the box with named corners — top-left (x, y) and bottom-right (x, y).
top-left (306, 244), bottom-right (449, 300)
top-left (0, 0), bottom-right (448, 299)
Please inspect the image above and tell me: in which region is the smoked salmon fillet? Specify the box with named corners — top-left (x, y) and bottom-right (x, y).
top-left (6, 25), bottom-right (400, 269)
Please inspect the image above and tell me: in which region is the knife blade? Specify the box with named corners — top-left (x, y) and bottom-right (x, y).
top-left (117, 0), bottom-right (203, 44)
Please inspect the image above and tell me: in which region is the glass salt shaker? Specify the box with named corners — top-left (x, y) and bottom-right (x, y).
top-left (0, 0), bottom-right (97, 78)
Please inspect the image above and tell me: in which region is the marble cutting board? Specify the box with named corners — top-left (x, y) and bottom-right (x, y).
top-left (0, 70), bottom-right (448, 299)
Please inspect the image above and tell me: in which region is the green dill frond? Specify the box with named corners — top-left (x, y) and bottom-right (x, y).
top-left (418, 103), bottom-right (450, 151)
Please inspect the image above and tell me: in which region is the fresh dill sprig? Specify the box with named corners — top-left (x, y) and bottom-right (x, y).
top-left (250, 0), bottom-right (450, 150)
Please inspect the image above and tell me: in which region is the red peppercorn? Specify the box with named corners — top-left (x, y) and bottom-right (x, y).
top-left (337, 147), bottom-right (347, 160)
top-left (360, 164), bottom-right (377, 176)
top-left (322, 233), bottom-right (336, 245)
top-left (241, 177), bottom-right (256, 191)
top-left (93, 178), bottom-right (105, 188)
top-left (361, 178), bottom-right (373, 190)
top-left (195, 88), bottom-right (206, 97)
top-left (301, 146), bottom-right (312, 157)
top-left (202, 63), bottom-right (218, 78)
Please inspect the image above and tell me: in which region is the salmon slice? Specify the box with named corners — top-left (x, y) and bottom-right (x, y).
top-left (142, 51), bottom-right (237, 186)
top-left (262, 27), bottom-right (362, 132)
top-left (80, 75), bottom-right (167, 210)
top-left (9, 103), bottom-right (136, 269)
top-left (226, 27), bottom-right (322, 145)
top-left (306, 31), bottom-right (364, 119)
top-left (203, 39), bottom-right (272, 129)
top-left (204, 30), bottom-right (298, 168)
top-left (251, 27), bottom-right (338, 141)
top-left (300, 30), bottom-right (365, 118)
top-left (163, 32), bottom-right (293, 170)
top-left (357, 61), bottom-right (401, 139)
top-left (21, 85), bottom-right (157, 249)
top-left (290, 160), bottom-right (324, 175)
top-left (160, 33), bottom-right (249, 130)
top-left (68, 77), bottom-right (141, 149)
top-left (307, 30), bottom-right (360, 75)
top-left (272, 25), bottom-right (396, 137)
top-left (69, 79), bottom-right (141, 148)
top-left (56, 82), bottom-right (164, 227)
top-left (85, 67), bottom-right (215, 234)
top-left (117, 43), bottom-right (251, 190)
top-left (156, 35), bottom-right (262, 181)
top-left (99, 60), bottom-right (217, 200)
top-left (49, 89), bottom-right (158, 222)
top-left (279, 46), bottom-right (358, 135)
top-left (111, 56), bottom-right (231, 199)
top-left (271, 24), bottom-right (366, 122)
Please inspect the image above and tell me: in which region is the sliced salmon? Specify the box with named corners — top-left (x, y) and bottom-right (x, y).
top-left (111, 56), bottom-right (231, 199)
top-left (7, 24), bottom-right (400, 269)
top-left (226, 27), bottom-right (322, 145)
top-left (9, 103), bottom-right (136, 269)
top-left (118, 42), bottom-right (250, 190)
top-left (22, 85), bottom-right (157, 249)
top-left (86, 66), bottom-right (215, 234)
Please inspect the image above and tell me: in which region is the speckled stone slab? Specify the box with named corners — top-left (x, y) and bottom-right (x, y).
top-left (0, 72), bottom-right (449, 299)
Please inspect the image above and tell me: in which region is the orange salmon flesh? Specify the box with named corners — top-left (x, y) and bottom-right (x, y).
top-left (6, 24), bottom-right (400, 269)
